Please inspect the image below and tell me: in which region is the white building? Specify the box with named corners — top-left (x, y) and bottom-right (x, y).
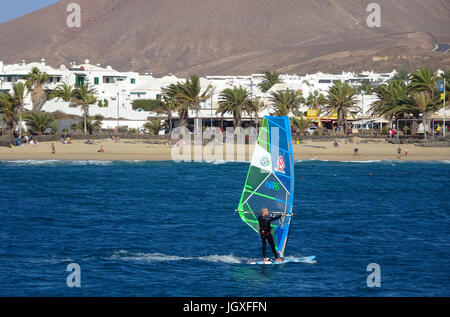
top-left (0, 58), bottom-right (397, 130)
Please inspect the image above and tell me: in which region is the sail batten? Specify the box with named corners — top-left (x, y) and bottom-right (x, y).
top-left (237, 116), bottom-right (294, 258)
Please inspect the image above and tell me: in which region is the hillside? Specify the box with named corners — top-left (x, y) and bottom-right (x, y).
top-left (0, 0), bottom-right (449, 75)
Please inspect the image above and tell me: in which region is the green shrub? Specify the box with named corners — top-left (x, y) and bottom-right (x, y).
top-left (381, 126), bottom-right (389, 135)
top-left (132, 99), bottom-right (163, 112)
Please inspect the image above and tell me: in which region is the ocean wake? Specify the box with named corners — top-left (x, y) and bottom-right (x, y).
top-left (110, 250), bottom-right (316, 265)
top-left (0, 160), bottom-right (114, 166)
top-left (110, 250), bottom-right (245, 264)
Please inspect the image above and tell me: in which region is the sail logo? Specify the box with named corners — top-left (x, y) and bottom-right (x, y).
top-left (260, 156), bottom-right (271, 167)
top-left (276, 156), bottom-right (285, 173)
top-left (265, 181), bottom-right (280, 191)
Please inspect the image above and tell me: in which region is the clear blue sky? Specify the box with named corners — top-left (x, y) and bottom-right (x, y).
top-left (0, 0), bottom-right (60, 23)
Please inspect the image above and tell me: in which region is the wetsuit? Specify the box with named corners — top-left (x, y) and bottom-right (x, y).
top-left (258, 214), bottom-right (282, 259)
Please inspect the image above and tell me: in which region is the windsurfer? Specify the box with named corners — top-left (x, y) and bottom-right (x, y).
top-left (258, 207), bottom-right (285, 263)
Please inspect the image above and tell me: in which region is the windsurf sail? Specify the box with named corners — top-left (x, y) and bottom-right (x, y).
top-left (237, 116), bottom-right (294, 258)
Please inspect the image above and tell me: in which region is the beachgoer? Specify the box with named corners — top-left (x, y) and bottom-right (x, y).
top-left (354, 148), bottom-right (359, 156)
top-left (405, 149), bottom-right (408, 156)
top-left (98, 146), bottom-right (104, 153)
top-left (397, 147), bottom-right (402, 159)
top-left (51, 143), bottom-right (55, 154)
top-left (258, 207), bottom-right (285, 264)
top-left (333, 140), bottom-right (339, 147)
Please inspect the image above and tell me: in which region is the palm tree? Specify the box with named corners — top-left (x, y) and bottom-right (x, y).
top-left (370, 80), bottom-right (410, 121)
top-left (324, 80), bottom-right (359, 134)
top-left (25, 67), bottom-right (50, 111)
top-left (392, 69), bottom-right (410, 81)
top-left (306, 90), bottom-right (326, 127)
top-left (51, 82), bottom-right (75, 102)
top-left (162, 83), bottom-right (189, 127)
top-left (290, 116), bottom-right (313, 136)
top-left (71, 84), bottom-right (98, 135)
top-left (409, 68), bottom-right (441, 134)
top-left (216, 86), bottom-right (252, 128)
top-left (258, 71), bottom-right (282, 93)
top-left (12, 82), bottom-right (27, 139)
top-left (173, 75), bottom-right (214, 133)
top-left (93, 114), bottom-right (104, 133)
top-left (268, 89), bottom-right (302, 116)
top-left (24, 111), bottom-right (56, 135)
top-left (358, 81), bottom-right (374, 95)
top-left (306, 90), bottom-right (326, 113)
top-left (0, 92), bottom-right (17, 134)
top-left (402, 91), bottom-right (442, 139)
top-left (247, 97), bottom-right (267, 129)
top-left (409, 68), bottom-right (438, 101)
top-left (155, 96), bottom-right (177, 134)
top-left (144, 119), bottom-right (164, 135)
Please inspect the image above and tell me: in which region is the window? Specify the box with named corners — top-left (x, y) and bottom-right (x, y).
top-left (156, 94), bottom-right (161, 100)
top-left (131, 78), bottom-right (136, 84)
top-left (94, 77), bottom-right (99, 85)
top-left (76, 76), bottom-right (85, 86)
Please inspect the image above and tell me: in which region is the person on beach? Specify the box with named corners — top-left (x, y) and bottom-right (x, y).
top-left (258, 207), bottom-right (285, 264)
top-left (333, 139), bottom-right (339, 147)
top-left (397, 147), bottom-right (402, 159)
top-left (51, 143), bottom-right (55, 154)
top-left (354, 148), bottom-right (359, 156)
top-left (98, 146), bottom-right (104, 153)
top-left (405, 149), bottom-right (408, 156)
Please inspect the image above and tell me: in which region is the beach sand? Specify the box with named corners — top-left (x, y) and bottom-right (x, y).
top-left (0, 138), bottom-right (449, 162)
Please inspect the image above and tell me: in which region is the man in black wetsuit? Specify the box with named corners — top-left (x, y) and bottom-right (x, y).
top-left (258, 207), bottom-right (285, 264)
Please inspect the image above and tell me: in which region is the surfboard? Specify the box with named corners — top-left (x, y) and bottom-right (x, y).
top-left (248, 256), bottom-right (316, 265)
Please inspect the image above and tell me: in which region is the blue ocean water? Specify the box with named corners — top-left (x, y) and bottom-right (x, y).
top-left (0, 159), bottom-right (449, 297)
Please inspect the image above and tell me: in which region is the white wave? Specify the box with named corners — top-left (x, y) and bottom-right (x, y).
top-left (340, 160), bottom-right (384, 163)
top-left (295, 159), bottom-right (329, 163)
top-left (109, 250), bottom-right (317, 265)
top-left (198, 254), bottom-right (245, 264)
top-left (1, 160), bottom-right (62, 165)
top-left (201, 159), bottom-right (248, 164)
top-left (283, 255), bottom-right (317, 264)
top-left (296, 159), bottom-right (450, 164)
top-left (110, 250), bottom-right (246, 264)
top-left (111, 250), bottom-right (191, 262)
top-left (67, 160), bottom-right (114, 165)
top-left (0, 160), bottom-right (114, 166)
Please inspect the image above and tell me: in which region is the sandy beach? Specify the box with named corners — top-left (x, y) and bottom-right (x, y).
top-left (0, 138), bottom-right (449, 162)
